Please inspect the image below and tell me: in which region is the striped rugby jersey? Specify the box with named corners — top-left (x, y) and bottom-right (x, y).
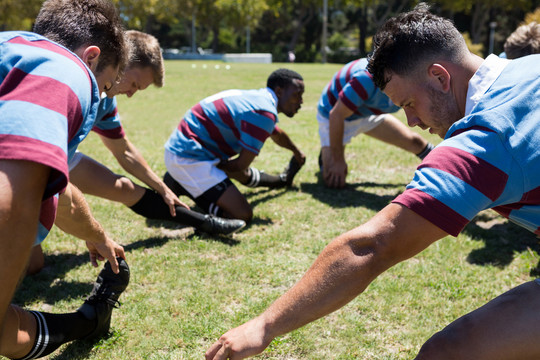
top-left (317, 58), bottom-right (400, 121)
top-left (165, 88), bottom-right (279, 161)
top-left (0, 31), bottom-right (100, 242)
top-left (92, 95), bottom-right (125, 139)
top-left (393, 54), bottom-right (540, 236)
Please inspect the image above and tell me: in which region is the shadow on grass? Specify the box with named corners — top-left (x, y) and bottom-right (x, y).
top-left (462, 213), bottom-right (540, 276)
top-left (300, 180), bottom-right (403, 211)
top-left (15, 233), bottom-right (203, 305)
top-left (13, 252), bottom-right (93, 305)
top-left (50, 338), bottom-right (96, 360)
top-left (244, 186), bottom-right (289, 209)
top-left (144, 219), bottom-right (241, 246)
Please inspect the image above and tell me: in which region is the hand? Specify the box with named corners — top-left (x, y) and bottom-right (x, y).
top-left (85, 237), bottom-right (125, 274)
top-left (205, 318), bottom-right (272, 360)
top-left (160, 186), bottom-right (190, 217)
top-left (323, 157), bottom-right (348, 188)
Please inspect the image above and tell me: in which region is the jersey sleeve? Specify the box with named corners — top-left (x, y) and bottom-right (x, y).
top-left (238, 109), bottom-right (277, 155)
top-left (393, 128), bottom-right (512, 236)
top-left (338, 70), bottom-right (377, 113)
top-left (0, 34), bottom-right (88, 199)
top-left (92, 96), bottom-right (125, 139)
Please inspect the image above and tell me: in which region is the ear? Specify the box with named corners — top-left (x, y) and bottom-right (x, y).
top-left (273, 86), bottom-right (284, 99)
top-left (427, 64), bottom-right (451, 92)
top-left (79, 46), bottom-right (101, 73)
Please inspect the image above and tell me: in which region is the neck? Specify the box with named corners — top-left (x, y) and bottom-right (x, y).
top-left (446, 54), bottom-right (484, 117)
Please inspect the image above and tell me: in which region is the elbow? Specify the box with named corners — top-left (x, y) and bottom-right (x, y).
top-left (340, 229), bottom-right (402, 278)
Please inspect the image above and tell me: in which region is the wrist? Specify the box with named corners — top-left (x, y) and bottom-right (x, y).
top-left (329, 148), bottom-right (344, 161)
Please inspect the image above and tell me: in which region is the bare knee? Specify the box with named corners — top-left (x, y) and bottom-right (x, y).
top-left (226, 206), bottom-right (253, 223)
top-left (416, 316), bottom-right (475, 360)
top-left (115, 176), bottom-right (145, 205)
top-left (115, 176), bottom-right (137, 193)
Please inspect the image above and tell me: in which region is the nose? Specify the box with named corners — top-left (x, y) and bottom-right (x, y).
top-left (404, 110), bottom-right (421, 128)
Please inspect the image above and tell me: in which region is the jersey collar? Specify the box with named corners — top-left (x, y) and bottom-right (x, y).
top-left (465, 54), bottom-right (510, 116)
top-left (265, 87), bottom-right (278, 110)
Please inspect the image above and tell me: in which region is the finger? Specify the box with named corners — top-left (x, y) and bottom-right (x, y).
top-left (214, 341), bottom-right (231, 360)
top-left (205, 341), bottom-right (223, 360)
top-left (325, 173), bottom-right (335, 188)
top-left (108, 254), bottom-right (120, 274)
top-left (115, 245), bottom-right (126, 261)
top-left (178, 200), bottom-right (190, 210)
top-left (330, 174), bottom-right (339, 188)
top-left (338, 174), bottom-right (346, 188)
top-left (169, 203), bottom-right (177, 217)
top-left (89, 252), bottom-right (98, 268)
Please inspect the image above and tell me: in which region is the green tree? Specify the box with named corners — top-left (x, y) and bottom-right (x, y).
top-left (0, 0), bottom-right (42, 31)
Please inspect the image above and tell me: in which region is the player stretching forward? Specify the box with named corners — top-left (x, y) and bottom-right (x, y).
top-left (68, 30), bottom-right (246, 236)
top-left (318, 58), bottom-right (434, 188)
top-left (0, 0), bottom-right (129, 359)
top-left (163, 69), bottom-right (306, 223)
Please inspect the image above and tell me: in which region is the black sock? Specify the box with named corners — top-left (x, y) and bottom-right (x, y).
top-left (15, 311), bottom-right (96, 359)
top-left (245, 167), bottom-right (285, 188)
top-left (129, 188), bottom-right (206, 227)
top-left (416, 143), bottom-right (434, 160)
top-left (129, 188), bottom-right (174, 220)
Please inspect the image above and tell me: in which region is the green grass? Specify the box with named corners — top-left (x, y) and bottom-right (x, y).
top-left (12, 61), bottom-right (540, 360)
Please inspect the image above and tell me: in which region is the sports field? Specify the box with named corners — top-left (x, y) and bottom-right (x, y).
top-left (14, 60), bottom-right (540, 359)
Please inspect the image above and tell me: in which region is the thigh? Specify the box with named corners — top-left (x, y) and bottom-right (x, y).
top-left (69, 154), bottom-right (134, 201)
top-left (417, 280), bottom-right (540, 360)
top-left (365, 114), bottom-right (426, 152)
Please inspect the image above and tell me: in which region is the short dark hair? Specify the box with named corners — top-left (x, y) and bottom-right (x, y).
top-left (33, 0), bottom-right (128, 75)
top-left (267, 68), bottom-right (303, 90)
top-left (368, 3), bottom-right (467, 90)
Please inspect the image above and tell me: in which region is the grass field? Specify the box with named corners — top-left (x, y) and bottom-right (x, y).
top-left (12, 60), bottom-right (540, 360)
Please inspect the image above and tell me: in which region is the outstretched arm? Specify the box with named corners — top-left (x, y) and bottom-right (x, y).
top-left (206, 203), bottom-right (448, 359)
top-left (100, 135), bottom-right (189, 215)
top-left (270, 127), bottom-right (305, 166)
top-left (55, 182), bottom-right (125, 273)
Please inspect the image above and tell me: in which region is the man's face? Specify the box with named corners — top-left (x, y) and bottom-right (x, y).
top-left (106, 66), bottom-right (154, 98)
top-left (94, 65), bottom-right (120, 95)
top-left (276, 79), bottom-right (304, 117)
top-left (383, 72), bottom-right (461, 139)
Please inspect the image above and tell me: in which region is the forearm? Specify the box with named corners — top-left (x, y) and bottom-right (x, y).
top-left (218, 158), bottom-right (247, 173)
top-left (116, 142), bottom-right (168, 192)
top-left (258, 228), bottom-right (381, 340)
top-left (328, 112), bottom-right (345, 160)
top-left (55, 183), bottom-right (107, 243)
top-left (272, 132), bottom-right (302, 157)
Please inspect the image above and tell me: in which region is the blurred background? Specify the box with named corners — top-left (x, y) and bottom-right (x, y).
top-left (1, 0), bottom-right (539, 63)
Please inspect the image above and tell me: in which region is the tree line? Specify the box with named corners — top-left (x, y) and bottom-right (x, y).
top-left (1, 0), bottom-right (539, 62)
